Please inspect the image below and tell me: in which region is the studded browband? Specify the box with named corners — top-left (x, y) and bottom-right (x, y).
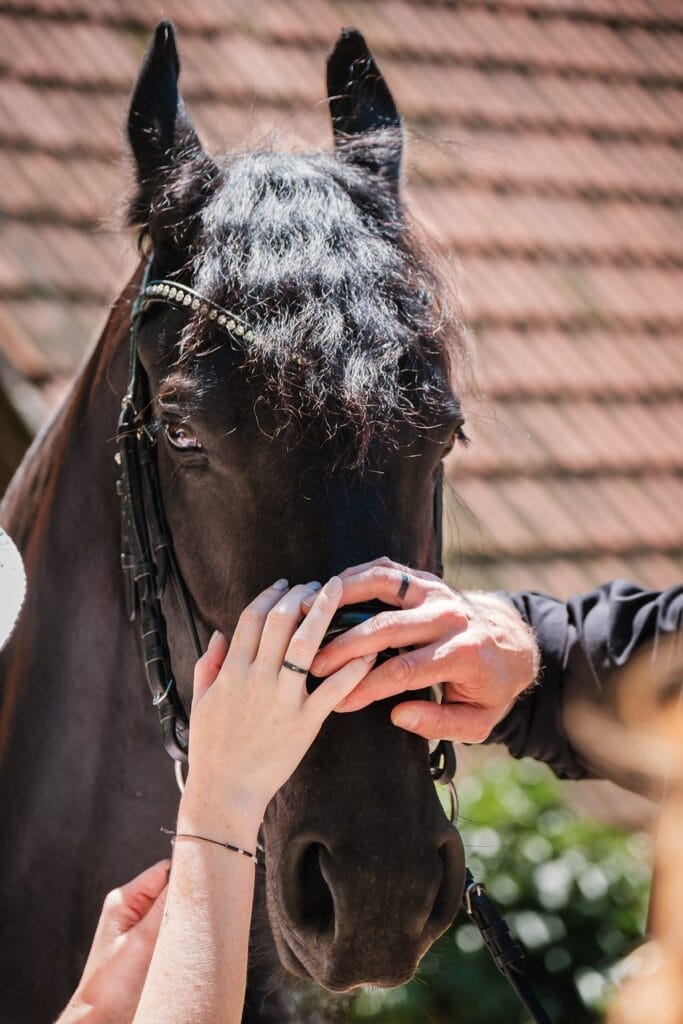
top-left (133, 278), bottom-right (258, 346)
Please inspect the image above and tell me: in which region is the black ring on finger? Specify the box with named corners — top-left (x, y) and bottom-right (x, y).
top-left (282, 659), bottom-right (308, 675)
top-left (397, 573), bottom-right (410, 600)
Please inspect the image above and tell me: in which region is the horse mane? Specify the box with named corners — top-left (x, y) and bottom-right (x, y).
top-left (133, 145), bottom-right (468, 463)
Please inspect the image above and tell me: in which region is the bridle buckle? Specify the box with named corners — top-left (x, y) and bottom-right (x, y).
top-left (464, 877), bottom-right (486, 916)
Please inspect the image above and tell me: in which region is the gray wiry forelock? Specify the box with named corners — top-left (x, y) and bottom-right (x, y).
top-left (164, 148), bottom-right (465, 461)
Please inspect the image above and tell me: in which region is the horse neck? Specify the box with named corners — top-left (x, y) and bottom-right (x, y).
top-left (0, 275), bottom-right (145, 767)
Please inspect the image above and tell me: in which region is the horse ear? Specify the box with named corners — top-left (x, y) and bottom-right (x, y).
top-left (127, 20), bottom-right (205, 226)
top-left (326, 28), bottom-right (403, 189)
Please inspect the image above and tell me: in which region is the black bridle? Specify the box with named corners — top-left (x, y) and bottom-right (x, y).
top-left (115, 263), bottom-right (550, 1024)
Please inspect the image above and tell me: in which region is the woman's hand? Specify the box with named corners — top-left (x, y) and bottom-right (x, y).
top-left (179, 576), bottom-right (376, 843)
top-left (57, 861), bottom-right (169, 1024)
top-left (307, 558), bottom-right (539, 743)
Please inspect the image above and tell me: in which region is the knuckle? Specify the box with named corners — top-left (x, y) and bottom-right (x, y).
top-left (312, 590), bottom-right (335, 611)
top-left (290, 634), bottom-right (313, 658)
top-left (469, 717), bottom-right (495, 743)
top-left (436, 602), bottom-right (460, 624)
top-left (439, 603), bottom-right (468, 629)
top-left (267, 606), bottom-right (291, 626)
top-left (386, 653), bottom-right (415, 686)
top-left (368, 612), bottom-right (396, 636)
top-left (455, 639), bottom-right (479, 667)
top-left (239, 607), bottom-right (263, 627)
top-left (103, 888), bottom-right (123, 912)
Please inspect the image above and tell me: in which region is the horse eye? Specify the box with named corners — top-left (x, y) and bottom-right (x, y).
top-left (164, 422), bottom-right (202, 451)
top-left (444, 423), bottom-right (469, 455)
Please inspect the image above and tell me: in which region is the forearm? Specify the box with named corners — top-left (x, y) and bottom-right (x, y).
top-left (133, 789), bottom-right (262, 1024)
top-left (488, 581), bottom-right (683, 780)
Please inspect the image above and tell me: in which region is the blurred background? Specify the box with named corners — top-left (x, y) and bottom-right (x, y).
top-left (0, 1), bottom-right (681, 1020)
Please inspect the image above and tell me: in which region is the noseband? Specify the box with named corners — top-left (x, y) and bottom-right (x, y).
top-left (115, 262), bottom-right (550, 1024)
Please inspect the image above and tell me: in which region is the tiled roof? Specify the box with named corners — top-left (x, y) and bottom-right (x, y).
top-left (0, 0), bottom-right (681, 599)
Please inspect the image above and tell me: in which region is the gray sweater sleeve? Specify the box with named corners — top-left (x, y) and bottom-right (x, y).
top-left (486, 581), bottom-right (683, 779)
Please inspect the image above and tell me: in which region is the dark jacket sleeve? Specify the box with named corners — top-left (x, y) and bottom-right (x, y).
top-left (487, 581), bottom-right (683, 780)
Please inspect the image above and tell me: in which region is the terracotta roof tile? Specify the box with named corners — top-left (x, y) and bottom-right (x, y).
top-left (0, 299), bottom-right (104, 378)
top-left (0, 222), bottom-right (130, 298)
top-left (0, 16), bottom-right (140, 88)
top-left (0, 82), bottom-right (126, 154)
top-left (0, 152), bottom-right (122, 223)
top-left (626, 25), bottom-right (683, 78)
top-left (412, 129), bottom-right (683, 200)
top-left (453, 473), bottom-right (683, 558)
top-left (450, 552), bottom-right (683, 599)
top-left (453, 399), bottom-right (683, 476)
top-left (6, 13), bottom-right (679, 139)
top-left (412, 186), bottom-right (683, 262)
top-left (5, 2), bottom-right (680, 79)
top-left (478, 330), bottom-right (683, 400)
top-left (463, 257), bottom-right (683, 325)
top-left (4, 0), bottom-right (678, 27)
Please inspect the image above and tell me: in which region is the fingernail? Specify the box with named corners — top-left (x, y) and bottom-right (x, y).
top-left (307, 581), bottom-right (322, 591)
top-left (363, 652), bottom-right (377, 662)
top-left (273, 579), bottom-right (289, 590)
top-left (392, 709), bottom-right (419, 729)
top-left (323, 575), bottom-right (342, 597)
top-left (311, 657), bottom-right (326, 676)
top-left (208, 630), bottom-right (222, 649)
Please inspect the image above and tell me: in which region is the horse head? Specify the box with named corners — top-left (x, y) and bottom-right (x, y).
top-left (127, 21), bottom-right (467, 991)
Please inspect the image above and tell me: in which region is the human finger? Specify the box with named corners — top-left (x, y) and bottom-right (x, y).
top-left (256, 582), bottom-right (322, 672)
top-left (280, 577), bottom-right (343, 683)
top-left (338, 556), bottom-right (437, 583)
top-left (304, 654), bottom-right (378, 725)
top-left (337, 566), bottom-right (444, 611)
top-left (391, 699), bottom-right (498, 743)
top-left (99, 859), bottom-right (171, 935)
top-left (225, 579), bottom-right (291, 664)
top-left (135, 882), bottom-right (169, 945)
top-left (310, 606), bottom-right (460, 678)
top-left (335, 642), bottom-right (445, 711)
top-left (192, 630), bottom-right (229, 708)
top-left (300, 560), bottom-right (439, 612)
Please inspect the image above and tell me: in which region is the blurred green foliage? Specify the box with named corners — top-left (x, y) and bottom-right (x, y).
top-left (346, 757), bottom-right (651, 1024)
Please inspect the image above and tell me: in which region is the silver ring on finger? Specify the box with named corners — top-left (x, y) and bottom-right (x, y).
top-left (282, 659), bottom-right (308, 675)
top-left (397, 572), bottom-right (410, 600)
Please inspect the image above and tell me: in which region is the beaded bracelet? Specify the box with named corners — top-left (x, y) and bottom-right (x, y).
top-left (161, 828), bottom-right (258, 865)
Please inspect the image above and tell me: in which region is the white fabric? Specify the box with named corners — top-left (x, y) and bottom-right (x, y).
top-left (0, 528), bottom-right (26, 651)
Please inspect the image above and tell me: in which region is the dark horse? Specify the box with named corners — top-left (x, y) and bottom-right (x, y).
top-left (0, 23), bottom-right (467, 1023)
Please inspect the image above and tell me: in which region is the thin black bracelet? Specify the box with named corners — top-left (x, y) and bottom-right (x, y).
top-left (161, 827), bottom-right (258, 865)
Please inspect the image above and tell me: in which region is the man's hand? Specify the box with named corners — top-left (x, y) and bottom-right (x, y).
top-left (308, 557), bottom-right (540, 742)
top-left (57, 860), bottom-right (169, 1024)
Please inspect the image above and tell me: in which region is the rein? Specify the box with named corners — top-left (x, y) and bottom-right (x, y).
top-left (115, 262), bottom-right (550, 1024)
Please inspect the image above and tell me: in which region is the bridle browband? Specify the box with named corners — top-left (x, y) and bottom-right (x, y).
top-left (115, 261), bottom-right (550, 1024)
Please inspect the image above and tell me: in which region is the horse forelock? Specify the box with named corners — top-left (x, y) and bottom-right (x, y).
top-left (140, 148), bottom-right (468, 463)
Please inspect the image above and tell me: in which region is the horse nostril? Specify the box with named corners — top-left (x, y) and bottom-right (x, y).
top-left (289, 841), bottom-right (335, 936)
top-left (426, 831), bottom-right (467, 938)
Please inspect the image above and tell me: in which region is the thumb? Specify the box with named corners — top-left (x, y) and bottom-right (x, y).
top-left (98, 859), bottom-right (171, 937)
top-left (135, 882), bottom-right (169, 946)
top-left (193, 631), bottom-right (228, 708)
top-left (391, 699), bottom-right (495, 743)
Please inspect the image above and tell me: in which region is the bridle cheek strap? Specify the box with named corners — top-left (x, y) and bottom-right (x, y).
top-left (116, 261), bottom-right (203, 762)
